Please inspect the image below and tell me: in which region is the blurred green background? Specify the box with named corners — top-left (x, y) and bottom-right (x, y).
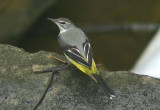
top-left (0, 0), bottom-right (159, 71)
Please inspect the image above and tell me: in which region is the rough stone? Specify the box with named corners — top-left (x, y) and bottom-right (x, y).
top-left (0, 44), bottom-right (160, 110)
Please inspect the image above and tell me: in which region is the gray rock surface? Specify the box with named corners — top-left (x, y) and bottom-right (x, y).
top-left (0, 44), bottom-right (160, 110)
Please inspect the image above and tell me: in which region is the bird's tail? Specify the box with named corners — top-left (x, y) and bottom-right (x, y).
top-left (92, 74), bottom-right (115, 99)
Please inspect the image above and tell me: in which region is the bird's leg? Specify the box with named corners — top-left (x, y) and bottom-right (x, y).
top-left (34, 55), bottom-right (102, 74)
top-left (34, 55), bottom-right (72, 74)
top-left (34, 64), bottom-right (73, 74)
top-left (33, 71), bottom-right (55, 110)
top-left (33, 56), bottom-right (73, 110)
top-left (52, 55), bottom-right (102, 67)
top-left (52, 56), bottom-right (68, 65)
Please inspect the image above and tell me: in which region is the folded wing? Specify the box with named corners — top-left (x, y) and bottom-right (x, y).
top-left (64, 40), bottom-right (93, 69)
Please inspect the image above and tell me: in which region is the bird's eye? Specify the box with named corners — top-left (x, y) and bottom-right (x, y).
top-left (60, 21), bottom-right (66, 24)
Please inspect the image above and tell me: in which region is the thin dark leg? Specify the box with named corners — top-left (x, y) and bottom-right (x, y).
top-left (32, 55), bottom-right (101, 109)
top-left (33, 72), bottom-right (55, 110)
top-left (35, 55), bottom-right (100, 74)
top-left (33, 64), bottom-right (74, 110)
top-left (34, 63), bottom-right (101, 74)
top-left (32, 56), bottom-right (70, 110)
top-left (52, 56), bottom-right (68, 65)
top-left (34, 65), bottom-right (72, 74)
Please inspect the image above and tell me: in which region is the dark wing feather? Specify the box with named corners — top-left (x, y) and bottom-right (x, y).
top-left (62, 38), bottom-right (93, 69)
top-left (64, 46), bottom-right (91, 68)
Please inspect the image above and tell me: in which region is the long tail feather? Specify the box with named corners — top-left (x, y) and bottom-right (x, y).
top-left (92, 74), bottom-right (115, 99)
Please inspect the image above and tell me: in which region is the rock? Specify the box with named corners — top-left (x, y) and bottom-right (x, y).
top-left (0, 0), bottom-right (56, 43)
top-left (0, 44), bottom-right (160, 110)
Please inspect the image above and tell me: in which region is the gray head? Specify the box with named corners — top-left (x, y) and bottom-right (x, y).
top-left (48, 18), bottom-right (75, 33)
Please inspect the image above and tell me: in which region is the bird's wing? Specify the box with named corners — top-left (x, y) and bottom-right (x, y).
top-left (83, 40), bottom-right (93, 68)
top-left (64, 40), bottom-right (93, 69)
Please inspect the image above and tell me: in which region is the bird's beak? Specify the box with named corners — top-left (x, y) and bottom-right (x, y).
top-left (47, 18), bottom-right (58, 23)
top-left (47, 18), bottom-right (60, 27)
top-left (47, 18), bottom-right (62, 31)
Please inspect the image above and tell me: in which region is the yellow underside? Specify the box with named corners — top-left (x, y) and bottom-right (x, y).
top-left (64, 54), bottom-right (99, 82)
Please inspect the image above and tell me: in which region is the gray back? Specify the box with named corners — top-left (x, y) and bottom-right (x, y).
top-left (58, 27), bottom-right (88, 57)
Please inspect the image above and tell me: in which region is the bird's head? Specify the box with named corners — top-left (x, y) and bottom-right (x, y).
top-left (48, 18), bottom-right (75, 33)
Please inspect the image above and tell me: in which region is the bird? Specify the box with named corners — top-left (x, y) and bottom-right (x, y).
top-left (48, 18), bottom-right (115, 99)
